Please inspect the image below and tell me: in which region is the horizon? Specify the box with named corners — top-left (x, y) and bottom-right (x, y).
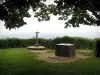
top-left (0, 31), bottom-right (99, 39)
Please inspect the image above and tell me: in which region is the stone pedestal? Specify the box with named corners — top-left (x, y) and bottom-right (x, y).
top-left (27, 46), bottom-right (46, 50)
top-left (55, 43), bottom-right (76, 57)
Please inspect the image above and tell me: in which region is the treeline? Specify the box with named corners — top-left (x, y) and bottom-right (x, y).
top-left (0, 36), bottom-right (96, 50)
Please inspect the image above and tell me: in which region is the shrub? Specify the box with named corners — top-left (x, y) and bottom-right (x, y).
top-left (52, 37), bottom-right (62, 49)
top-left (7, 38), bottom-right (22, 48)
top-left (0, 39), bottom-right (9, 48)
top-left (0, 36), bottom-right (95, 50)
top-left (74, 37), bottom-right (94, 49)
top-left (94, 38), bottom-right (100, 57)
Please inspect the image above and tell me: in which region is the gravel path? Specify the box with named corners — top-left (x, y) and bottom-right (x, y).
top-left (37, 53), bottom-right (92, 63)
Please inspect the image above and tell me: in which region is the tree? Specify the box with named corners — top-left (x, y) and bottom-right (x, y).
top-left (0, 0), bottom-right (46, 29)
top-left (0, 0), bottom-right (100, 29)
top-left (34, 0), bottom-right (100, 28)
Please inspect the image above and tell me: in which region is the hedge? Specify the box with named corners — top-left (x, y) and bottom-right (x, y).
top-left (94, 38), bottom-right (100, 57)
top-left (47, 36), bottom-right (94, 50)
top-left (0, 36), bottom-right (95, 50)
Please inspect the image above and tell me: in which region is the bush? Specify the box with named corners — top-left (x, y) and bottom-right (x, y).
top-left (94, 38), bottom-right (100, 57)
top-left (74, 37), bottom-right (94, 49)
top-left (0, 39), bottom-right (9, 48)
top-left (7, 38), bottom-right (22, 48)
top-left (0, 36), bottom-right (95, 50)
top-left (52, 37), bottom-right (62, 49)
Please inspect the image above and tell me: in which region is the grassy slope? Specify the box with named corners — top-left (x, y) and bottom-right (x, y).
top-left (0, 48), bottom-right (100, 75)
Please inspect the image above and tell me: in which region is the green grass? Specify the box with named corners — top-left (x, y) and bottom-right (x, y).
top-left (76, 49), bottom-right (94, 56)
top-left (47, 49), bottom-right (55, 53)
top-left (0, 48), bottom-right (100, 75)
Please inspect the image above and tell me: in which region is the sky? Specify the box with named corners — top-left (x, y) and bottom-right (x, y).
top-left (0, 0), bottom-right (100, 39)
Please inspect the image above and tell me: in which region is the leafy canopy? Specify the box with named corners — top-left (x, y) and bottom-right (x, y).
top-left (0, 0), bottom-right (100, 29)
top-left (0, 0), bottom-right (46, 29)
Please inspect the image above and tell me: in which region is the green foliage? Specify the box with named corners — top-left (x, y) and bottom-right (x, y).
top-left (0, 36), bottom-right (95, 50)
top-left (7, 38), bottom-right (22, 48)
top-left (44, 39), bottom-right (53, 48)
top-left (1, 0), bottom-right (100, 29)
top-left (0, 39), bottom-right (9, 48)
top-left (62, 36), bottom-right (76, 43)
top-left (50, 36), bottom-right (94, 50)
top-left (34, 0), bottom-right (100, 28)
top-left (0, 0), bottom-right (46, 29)
top-left (94, 38), bottom-right (100, 57)
top-left (52, 37), bottom-right (62, 49)
top-left (74, 37), bottom-right (95, 49)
